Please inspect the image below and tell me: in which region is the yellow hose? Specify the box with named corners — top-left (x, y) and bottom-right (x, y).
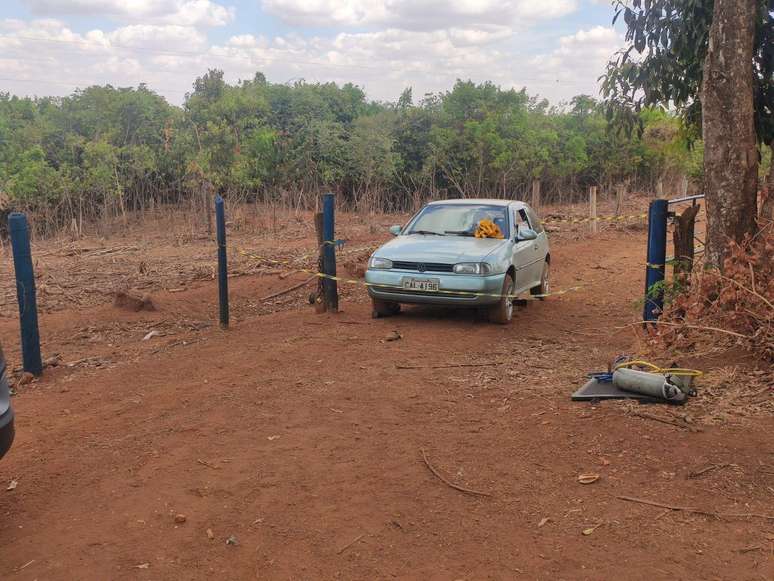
top-left (613, 359), bottom-right (704, 377)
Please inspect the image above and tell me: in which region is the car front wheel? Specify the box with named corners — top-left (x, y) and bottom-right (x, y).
top-left (530, 260), bottom-right (550, 299)
top-left (488, 273), bottom-right (514, 324)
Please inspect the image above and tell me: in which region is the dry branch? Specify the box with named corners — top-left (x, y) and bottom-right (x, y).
top-left (616, 495), bottom-right (774, 521)
top-left (688, 463), bottom-right (731, 479)
top-left (420, 448), bottom-right (492, 498)
top-left (259, 276), bottom-right (316, 302)
top-left (628, 410), bottom-right (699, 432)
top-left (619, 320), bottom-right (751, 339)
top-left (336, 534), bottom-right (364, 555)
top-left (397, 362), bottom-right (501, 370)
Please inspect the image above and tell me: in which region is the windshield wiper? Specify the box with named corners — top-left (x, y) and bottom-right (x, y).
top-left (411, 230), bottom-right (445, 236)
top-left (444, 230), bottom-right (475, 237)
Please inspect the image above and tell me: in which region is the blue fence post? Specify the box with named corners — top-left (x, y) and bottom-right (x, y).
top-left (9, 213), bottom-right (43, 376)
top-left (215, 196), bottom-right (229, 329)
top-left (322, 193), bottom-right (339, 312)
top-left (643, 199), bottom-right (669, 323)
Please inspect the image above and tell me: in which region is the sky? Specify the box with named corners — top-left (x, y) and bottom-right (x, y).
top-left (0, 0), bottom-right (624, 106)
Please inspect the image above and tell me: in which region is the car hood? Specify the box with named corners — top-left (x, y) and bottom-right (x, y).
top-left (374, 235), bottom-right (508, 263)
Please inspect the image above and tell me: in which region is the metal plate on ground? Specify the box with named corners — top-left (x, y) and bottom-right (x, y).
top-left (571, 378), bottom-right (663, 404)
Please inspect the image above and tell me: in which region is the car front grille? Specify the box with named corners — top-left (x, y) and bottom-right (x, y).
top-left (391, 261), bottom-right (454, 273)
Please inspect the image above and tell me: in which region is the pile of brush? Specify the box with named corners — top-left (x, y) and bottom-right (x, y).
top-left (663, 226), bottom-right (773, 363)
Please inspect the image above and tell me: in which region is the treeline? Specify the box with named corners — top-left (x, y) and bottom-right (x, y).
top-left (0, 69), bottom-right (698, 235)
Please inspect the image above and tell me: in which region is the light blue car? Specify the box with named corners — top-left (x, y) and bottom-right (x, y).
top-left (366, 199), bottom-right (550, 324)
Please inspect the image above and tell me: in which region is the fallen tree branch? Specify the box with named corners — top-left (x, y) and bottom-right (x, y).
top-left (688, 463), bottom-right (731, 479)
top-left (718, 273), bottom-right (774, 310)
top-left (619, 321), bottom-right (751, 339)
top-left (260, 276), bottom-right (316, 302)
top-left (420, 448), bottom-right (492, 498)
top-left (629, 410), bottom-right (700, 432)
top-left (279, 269), bottom-right (301, 280)
top-left (397, 362), bottom-right (501, 370)
top-left (336, 533), bottom-right (364, 555)
top-left (617, 495), bottom-right (774, 521)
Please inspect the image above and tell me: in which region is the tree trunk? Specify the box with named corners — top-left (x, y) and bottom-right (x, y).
top-left (760, 142), bottom-right (774, 222)
top-left (701, 0), bottom-right (759, 269)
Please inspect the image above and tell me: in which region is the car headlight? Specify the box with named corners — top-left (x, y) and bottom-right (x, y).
top-left (369, 256), bottom-right (393, 269)
top-left (453, 262), bottom-right (492, 275)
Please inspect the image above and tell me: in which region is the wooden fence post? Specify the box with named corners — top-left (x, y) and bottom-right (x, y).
top-left (615, 184), bottom-right (625, 217)
top-left (673, 204), bottom-right (701, 286)
top-left (531, 179), bottom-right (541, 213)
top-left (589, 186), bottom-right (598, 234)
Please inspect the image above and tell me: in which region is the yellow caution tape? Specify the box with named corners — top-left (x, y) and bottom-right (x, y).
top-left (542, 213), bottom-right (647, 225)
top-left (238, 243), bottom-right (378, 268)
top-left (238, 248), bottom-right (581, 301)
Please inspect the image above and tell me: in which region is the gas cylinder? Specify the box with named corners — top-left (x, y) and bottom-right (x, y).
top-left (612, 368), bottom-right (687, 403)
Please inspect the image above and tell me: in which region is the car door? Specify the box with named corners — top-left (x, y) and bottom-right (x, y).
top-left (510, 207), bottom-right (541, 293)
top-left (523, 205), bottom-right (548, 285)
top-left (510, 207), bottom-right (544, 292)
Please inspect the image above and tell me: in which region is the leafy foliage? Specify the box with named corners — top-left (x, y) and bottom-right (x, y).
top-left (0, 72), bottom-right (694, 234)
top-left (602, 0), bottom-right (774, 146)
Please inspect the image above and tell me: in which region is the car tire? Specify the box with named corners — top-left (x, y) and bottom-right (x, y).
top-left (372, 298), bottom-right (401, 318)
top-left (530, 259), bottom-right (550, 300)
top-left (488, 273), bottom-right (515, 324)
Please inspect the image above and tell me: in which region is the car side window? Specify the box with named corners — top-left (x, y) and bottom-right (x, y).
top-left (513, 209), bottom-right (528, 236)
top-left (518, 209), bottom-right (532, 230)
top-left (525, 208), bottom-right (544, 234)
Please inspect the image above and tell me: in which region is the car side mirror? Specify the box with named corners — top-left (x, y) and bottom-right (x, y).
top-left (517, 228), bottom-right (538, 241)
top-left (389, 225), bottom-right (402, 236)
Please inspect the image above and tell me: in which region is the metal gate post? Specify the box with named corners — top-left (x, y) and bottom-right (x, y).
top-left (643, 199), bottom-right (668, 323)
top-left (9, 213), bottom-right (43, 375)
top-left (322, 193), bottom-right (339, 312)
top-left (215, 195), bottom-right (229, 329)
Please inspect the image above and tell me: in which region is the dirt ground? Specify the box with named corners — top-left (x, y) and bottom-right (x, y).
top-left (0, 201), bottom-right (772, 580)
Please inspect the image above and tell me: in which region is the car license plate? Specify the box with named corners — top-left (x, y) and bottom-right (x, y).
top-left (403, 278), bottom-right (439, 292)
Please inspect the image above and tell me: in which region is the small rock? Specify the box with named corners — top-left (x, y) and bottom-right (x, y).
top-left (43, 354), bottom-right (62, 368)
top-left (226, 535), bottom-right (239, 546)
top-left (206, 528), bottom-right (215, 540)
top-left (114, 291), bottom-right (155, 312)
top-left (577, 473), bottom-right (600, 485)
top-left (174, 514), bottom-right (187, 524)
top-left (142, 330), bottom-right (162, 342)
top-left (382, 330), bottom-right (402, 342)
top-left (6, 479), bottom-right (18, 491)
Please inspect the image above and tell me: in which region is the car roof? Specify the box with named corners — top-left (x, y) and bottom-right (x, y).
top-left (427, 198), bottom-right (526, 208)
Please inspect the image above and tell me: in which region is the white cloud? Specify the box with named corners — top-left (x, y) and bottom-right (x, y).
top-left (22, 0), bottom-right (235, 27)
top-left (262, 0), bottom-right (578, 30)
top-left (108, 24), bottom-right (207, 52)
top-left (0, 18), bottom-right (620, 106)
top-left (527, 25), bottom-right (622, 91)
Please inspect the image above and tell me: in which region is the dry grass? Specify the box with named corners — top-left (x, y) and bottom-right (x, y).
top-left (661, 224), bottom-right (773, 363)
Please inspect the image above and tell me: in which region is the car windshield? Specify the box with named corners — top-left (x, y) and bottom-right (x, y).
top-left (404, 204), bottom-right (510, 238)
